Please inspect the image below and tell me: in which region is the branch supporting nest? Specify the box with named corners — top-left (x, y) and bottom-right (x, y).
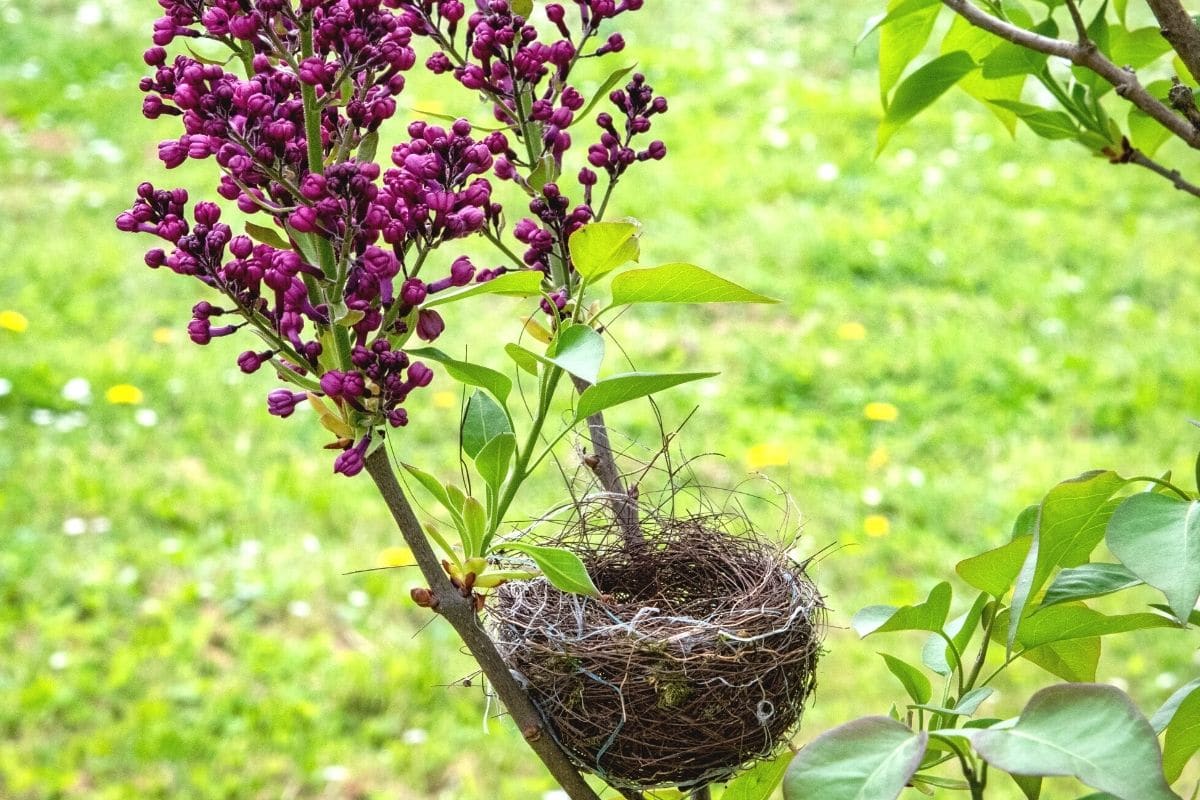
top-left (490, 503), bottom-right (825, 790)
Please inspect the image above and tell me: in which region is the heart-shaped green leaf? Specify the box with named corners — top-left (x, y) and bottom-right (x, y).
top-left (501, 543), bottom-right (599, 597)
top-left (1107, 493), bottom-right (1200, 623)
top-left (574, 371), bottom-right (717, 421)
top-left (721, 749), bottom-right (794, 800)
top-left (1163, 684), bottom-right (1200, 782)
top-left (461, 390), bottom-right (512, 459)
top-left (408, 347), bottom-right (512, 405)
top-left (783, 717), bottom-right (927, 800)
top-left (879, 653), bottom-right (932, 704)
top-left (610, 263), bottom-right (777, 305)
top-left (968, 684), bottom-right (1178, 800)
top-left (853, 582), bottom-right (952, 638)
top-left (568, 221), bottom-right (639, 280)
top-left (1042, 563), bottom-right (1142, 608)
top-left (423, 270), bottom-right (545, 308)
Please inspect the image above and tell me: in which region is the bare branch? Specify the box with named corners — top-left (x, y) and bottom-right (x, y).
top-left (364, 449), bottom-right (603, 800)
top-left (1124, 147), bottom-right (1200, 199)
top-left (1064, 0), bottom-right (1090, 43)
top-left (1146, 0), bottom-right (1200, 86)
top-left (942, 0), bottom-right (1200, 148)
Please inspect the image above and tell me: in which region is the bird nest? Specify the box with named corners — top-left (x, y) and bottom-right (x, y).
top-left (489, 504), bottom-right (825, 790)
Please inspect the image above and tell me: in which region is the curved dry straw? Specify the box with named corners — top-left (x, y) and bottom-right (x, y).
top-left (489, 503), bottom-right (825, 790)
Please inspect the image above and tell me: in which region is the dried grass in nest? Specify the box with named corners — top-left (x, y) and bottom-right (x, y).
top-left (490, 503), bottom-right (825, 790)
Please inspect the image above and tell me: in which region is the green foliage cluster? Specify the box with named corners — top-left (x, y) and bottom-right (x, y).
top-left (784, 468), bottom-right (1200, 798)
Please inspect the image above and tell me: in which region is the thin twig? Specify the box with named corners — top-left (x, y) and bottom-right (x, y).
top-left (1125, 147), bottom-right (1200, 199)
top-left (363, 448), bottom-right (602, 800)
top-left (1146, 0), bottom-right (1200, 86)
top-left (1063, 0), bottom-right (1090, 44)
top-left (570, 375), bottom-right (644, 546)
top-left (942, 0), bottom-right (1200, 148)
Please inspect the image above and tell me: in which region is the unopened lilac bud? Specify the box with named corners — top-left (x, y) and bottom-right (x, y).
top-left (229, 235), bottom-right (254, 259)
top-left (333, 436), bottom-right (370, 477)
top-left (416, 309), bottom-right (445, 342)
top-left (408, 361), bottom-right (435, 387)
top-left (450, 256), bottom-right (475, 286)
top-left (400, 278), bottom-right (428, 306)
top-left (578, 167), bottom-right (598, 186)
top-left (237, 350), bottom-right (272, 373)
top-left (267, 389), bottom-right (308, 418)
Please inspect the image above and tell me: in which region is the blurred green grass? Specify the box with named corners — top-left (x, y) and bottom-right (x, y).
top-left (2, 1), bottom-right (1199, 797)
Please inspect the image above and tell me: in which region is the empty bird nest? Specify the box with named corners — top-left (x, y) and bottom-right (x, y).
top-left (489, 500), bottom-right (825, 790)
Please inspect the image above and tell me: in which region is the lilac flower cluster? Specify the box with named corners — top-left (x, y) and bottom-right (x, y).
top-left (120, 0), bottom-right (666, 476)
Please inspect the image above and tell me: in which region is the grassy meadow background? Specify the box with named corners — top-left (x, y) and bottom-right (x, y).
top-left (2, 0), bottom-right (1200, 797)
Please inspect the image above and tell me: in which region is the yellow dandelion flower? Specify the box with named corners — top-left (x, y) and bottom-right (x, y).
top-left (152, 327), bottom-right (175, 344)
top-left (864, 402), bottom-right (899, 422)
top-left (864, 515), bottom-right (891, 538)
top-left (105, 384), bottom-right (144, 405)
top-left (378, 546), bottom-right (416, 567)
top-left (867, 446), bottom-right (890, 471)
top-left (836, 321), bottom-right (867, 341)
top-left (0, 310), bottom-right (29, 333)
top-left (746, 442), bottom-right (790, 470)
top-left (432, 390), bottom-right (457, 409)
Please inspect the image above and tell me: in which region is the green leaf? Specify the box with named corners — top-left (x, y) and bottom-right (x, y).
top-left (1151, 679), bottom-right (1200, 734)
top-left (783, 716), bottom-right (927, 800)
top-left (283, 222), bottom-right (321, 266)
top-left (474, 432), bottom-right (515, 497)
top-left (356, 130), bottom-right (379, 163)
top-left (1151, 603), bottom-right (1200, 626)
top-left (407, 348), bottom-right (512, 405)
top-left (1012, 773), bottom-right (1043, 800)
top-left (1017, 604), bottom-right (1178, 648)
top-left (954, 687), bottom-right (995, 716)
top-left (1163, 684), bottom-right (1200, 781)
top-left (879, 0), bottom-right (942, 103)
top-left (1042, 563), bottom-right (1142, 607)
top-left (245, 221), bottom-right (292, 250)
top-left (1009, 470), bottom-right (1128, 652)
top-left (575, 64), bottom-right (637, 126)
top-left (461, 390), bottom-right (512, 460)
top-left (981, 17), bottom-right (1053, 80)
top-left (922, 591), bottom-right (988, 675)
top-left (1107, 492), bottom-right (1200, 623)
top-left (504, 343), bottom-right (540, 376)
top-left (1109, 27), bottom-right (1174, 70)
top-left (511, 0), bottom-right (532, 16)
top-left (879, 653), bottom-right (932, 704)
top-left (878, 51), bottom-right (978, 153)
top-left (610, 262), bottom-right (778, 305)
top-left (568, 221), bottom-right (640, 280)
top-left (957, 536), bottom-right (1032, 597)
top-left (913, 774), bottom-right (970, 790)
top-left (853, 582), bottom-right (952, 637)
top-left (988, 100), bottom-right (1080, 139)
top-left (990, 608), bottom-right (1102, 681)
top-left (501, 543), bottom-right (599, 597)
top-left (402, 463), bottom-right (455, 513)
top-left (969, 684), bottom-right (1178, 800)
top-left (722, 749), bottom-right (794, 800)
top-left (548, 324), bottom-right (605, 385)
top-left (942, 10), bottom-right (1029, 134)
top-left (1114, 0), bottom-right (1127, 23)
top-left (574, 371), bottom-right (717, 421)
top-left (423, 271), bottom-right (546, 308)
top-left (462, 496), bottom-right (486, 558)
top-left (857, 0), bottom-right (939, 48)
top-left (1129, 96), bottom-right (1175, 158)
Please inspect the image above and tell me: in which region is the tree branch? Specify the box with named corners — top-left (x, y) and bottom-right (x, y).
top-left (363, 448), bottom-right (602, 800)
top-left (1125, 146), bottom-right (1200, 198)
top-left (1146, 0), bottom-right (1200, 86)
top-left (570, 375), bottom-right (643, 546)
top-left (942, 0), bottom-right (1200, 148)
top-left (1064, 0), bottom-right (1089, 43)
